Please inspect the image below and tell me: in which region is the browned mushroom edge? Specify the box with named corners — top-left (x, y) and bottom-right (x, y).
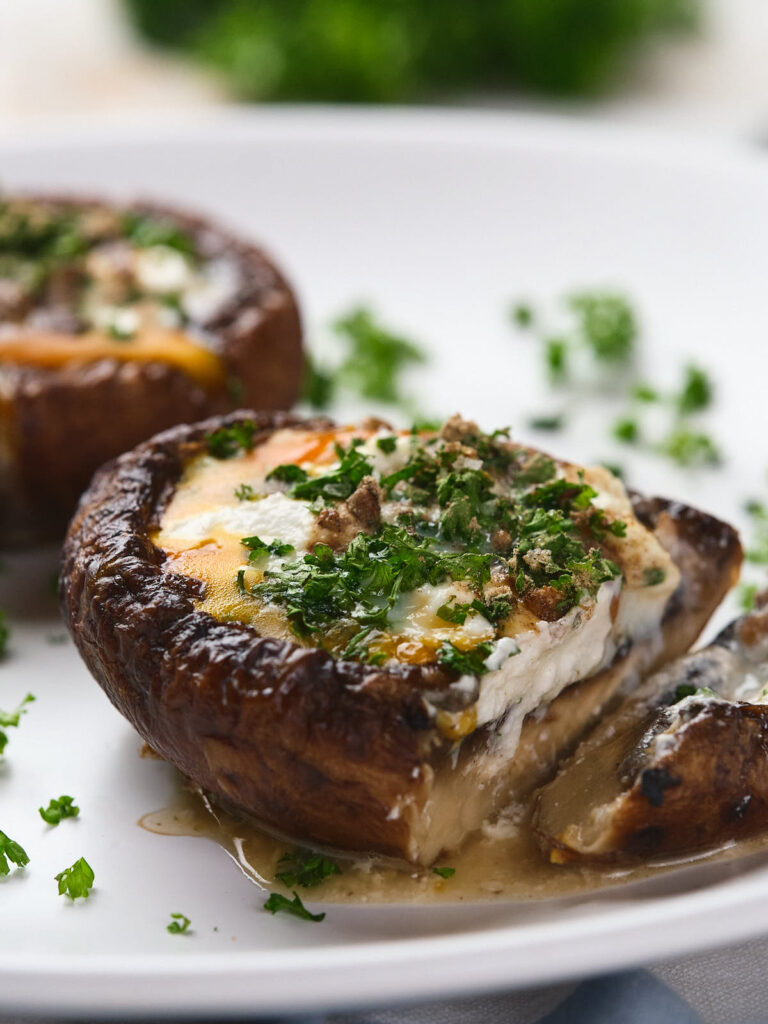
top-left (0, 195), bottom-right (303, 545)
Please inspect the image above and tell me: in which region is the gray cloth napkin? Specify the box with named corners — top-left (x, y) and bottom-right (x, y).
top-left (329, 934), bottom-right (768, 1024)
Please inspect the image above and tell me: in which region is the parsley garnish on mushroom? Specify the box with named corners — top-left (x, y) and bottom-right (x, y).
top-left (238, 421), bottom-right (624, 669)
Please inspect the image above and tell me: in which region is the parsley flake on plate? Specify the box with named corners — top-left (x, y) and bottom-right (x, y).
top-left (263, 891), bottom-right (325, 923)
top-left (39, 795), bottom-right (80, 826)
top-left (677, 363), bottom-right (713, 415)
top-left (657, 429), bottom-right (720, 468)
top-left (744, 501), bottom-right (768, 565)
top-left (432, 866), bottom-right (455, 879)
top-left (55, 856), bottom-right (95, 900)
top-left (167, 912), bottom-right (192, 934)
top-left (0, 693), bottom-right (34, 756)
top-left (0, 830), bottom-right (29, 876)
top-left (738, 582), bottom-right (759, 612)
top-left (302, 305), bottom-right (428, 411)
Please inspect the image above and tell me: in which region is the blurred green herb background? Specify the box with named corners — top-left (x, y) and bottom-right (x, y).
top-left (124, 0), bottom-right (699, 103)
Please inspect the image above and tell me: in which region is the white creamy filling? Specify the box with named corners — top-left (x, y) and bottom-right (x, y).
top-left (181, 259), bottom-right (241, 323)
top-left (474, 578), bottom-right (621, 734)
top-left (392, 581), bottom-right (495, 648)
top-left (161, 492), bottom-right (316, 553)
top-left (358, 432), bottom-right (422, 478)
top-left (134, 245), bottom-right (194, 294)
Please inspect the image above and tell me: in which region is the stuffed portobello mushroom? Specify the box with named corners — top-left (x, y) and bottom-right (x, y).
top-left (0, 195), bottom-right (303, 546)
top-left (61, 412), bottom-right (742, 865)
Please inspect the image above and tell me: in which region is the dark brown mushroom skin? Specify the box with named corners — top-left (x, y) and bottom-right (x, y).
top-left (0, 197), bottom-right (303, 547)
top-left (60, 411), bottom-right (743, 862)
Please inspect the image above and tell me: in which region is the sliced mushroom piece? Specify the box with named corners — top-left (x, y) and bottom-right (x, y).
top-left (535, 602), bottom-right (768, 862)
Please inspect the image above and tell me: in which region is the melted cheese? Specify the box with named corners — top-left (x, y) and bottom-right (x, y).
top-left (155, 426), bottom-right (681, 742)
top-left (0, 328), bottom-right (226, 389)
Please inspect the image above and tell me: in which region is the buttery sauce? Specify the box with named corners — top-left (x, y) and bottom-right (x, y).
top-left (139, 780), bottom-right (768, 905)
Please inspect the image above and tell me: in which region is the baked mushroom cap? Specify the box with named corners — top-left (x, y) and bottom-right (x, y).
top-left (60, 412), bottom-right (742, 864)
top-left (0, 195), bottom-right (303, 546)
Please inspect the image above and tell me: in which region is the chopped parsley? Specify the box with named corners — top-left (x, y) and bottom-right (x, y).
top-left (527, 414), bottom-right (564, 432)
top-left (545, 338), bottom-right (569, 382)
top-left (515, 455), bottom-right (557, 486)
top-left (55, 857), bottom-right (94, 900)
top-left (263, 891), bottom-right (325, 923)
top-left (410, 417), bottom-right (442, 434)
top-left (520, 290), bottom-right (637, 388)
top-left (643, 567), bottom-right (666, 587)
top-left (613, 417), bottom-right (639, 444)
top-left (744, 501), bottom-right (768, 565)
top-left (250, 526), bottom-right (493, 638)
top-left (167, 912), bottom-right (192, 934)
top-left (302, 306), bottom-right (427, 411)
top-left (739, 582), bottom-right (759, 612)
top-left (632, 382), bottom-right (659, 403)
top-left (334, 307), bottom-right (426, 404)
top-left (266, 463), bottom-right (309, 485)
top-left (239, 424), bottom-right (624, 666)
top-left (107, 320), bottom-right (136, 342)
top-left (301, 354), bottom-right (336, 410)
top-left (678, 364), bottom-right (713, 415)
top-left (436, 600), bottom-right (473, 625)
top-left (437, 641), bottom-right (493, 676)
top-left (275, 849), bottom-right (341, 888)
top-left (376, 435), bottom-right (398, 454)
top-left (290, 442), bottom-right (373, 503)
top-left (673, 683), bottom-right (717, 703)
top-left (39, 795), bottom-right (80, 826)
top-left (511, 290), bottom-right (724, 471)
top-left (511, 303), bottom-right (533, 328)
top-left (122, 212), bottom-right (196, 257)
top-left (0, 830), bottom-right (29, 876)
top-left (432, 865), bottom-right (455, 879)
top-left (673, 683), bottom-right (696, 702)
top-left (234, 483), bottom-right (256, 501)
top-left (207, 420), bottom-right (257, 459)
top-left (657, 429), bottom-right (720, 468)
top-left (340, 626), bottom-right (386, 665)
top-left (242, 536), bottom-right (295, 562)
top-left (569, 291), bottom-right (637, 366)
top-left (0, 693), bottom-right (34, 756)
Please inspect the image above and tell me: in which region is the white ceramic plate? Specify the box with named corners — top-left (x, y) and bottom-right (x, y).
top-left (2, 108), bottom-right (768, 1018)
